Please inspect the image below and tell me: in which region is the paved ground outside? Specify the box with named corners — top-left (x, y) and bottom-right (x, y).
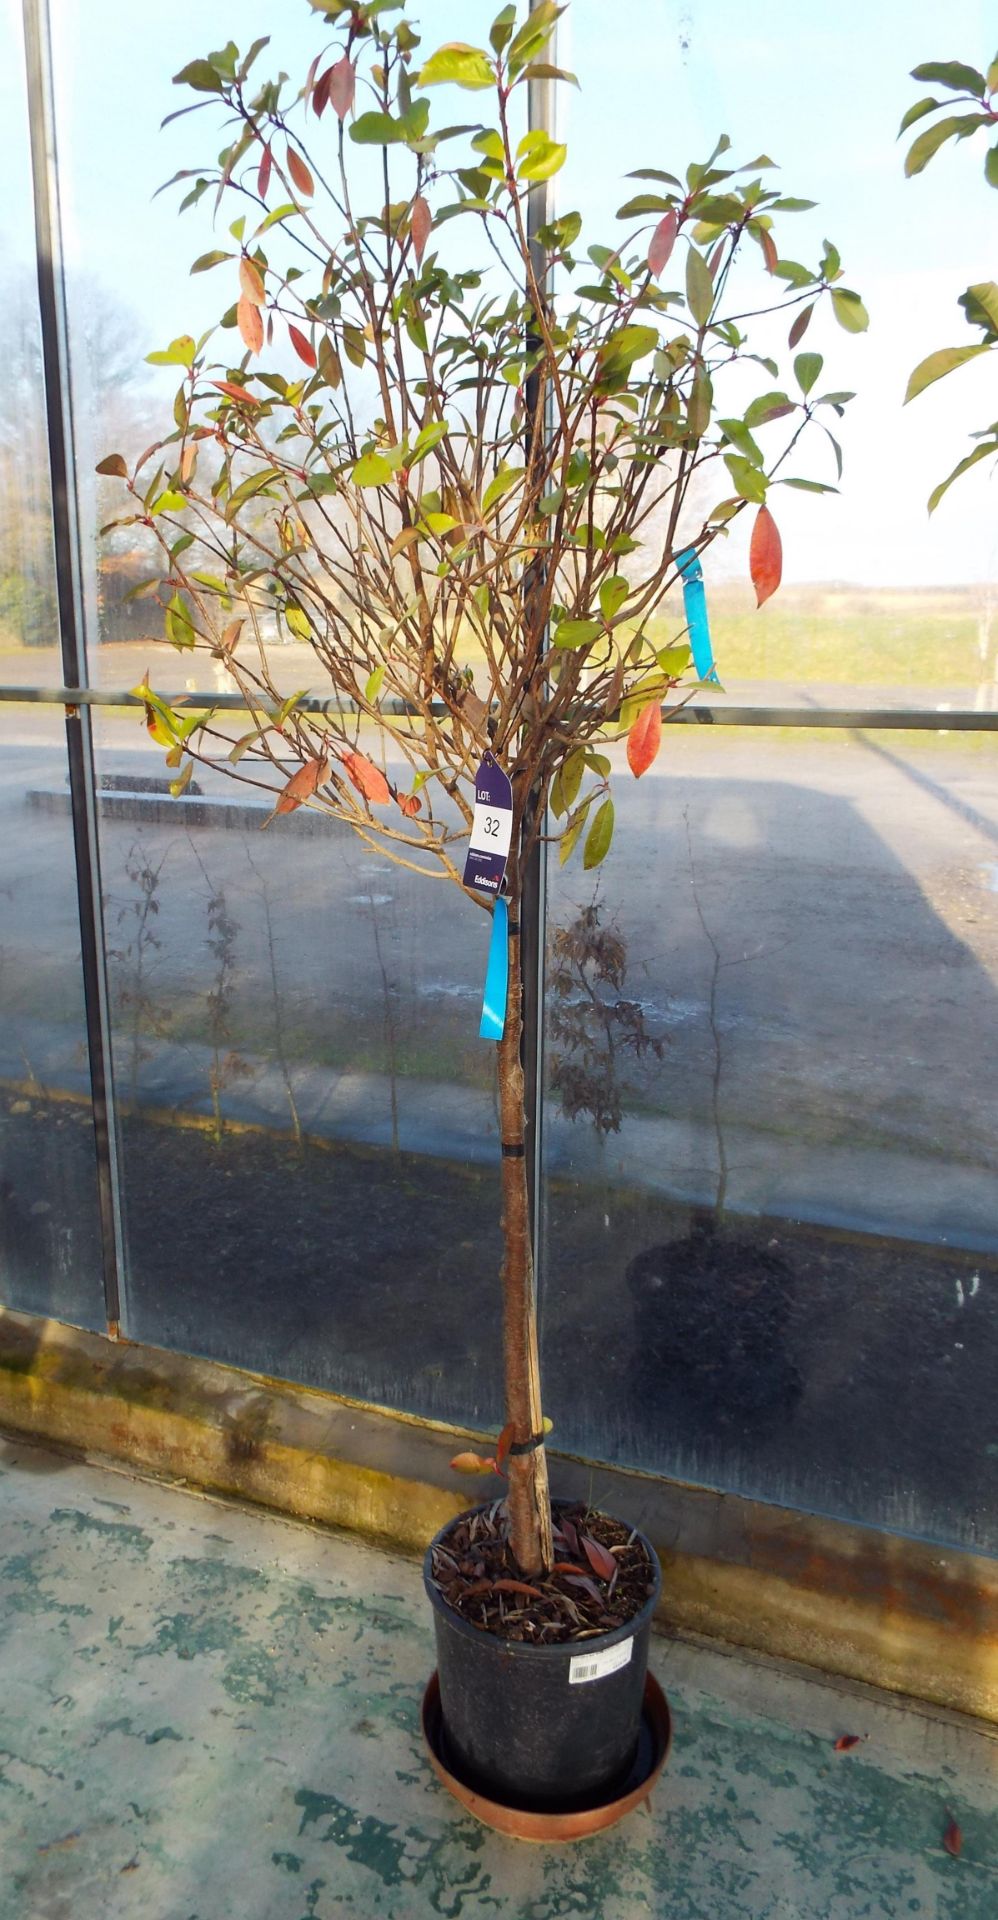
top-left (1, 1431), bottom-right (996, 1920)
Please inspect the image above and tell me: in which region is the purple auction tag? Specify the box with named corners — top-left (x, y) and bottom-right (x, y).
top-left (462, 750), bottom-right (513, 896)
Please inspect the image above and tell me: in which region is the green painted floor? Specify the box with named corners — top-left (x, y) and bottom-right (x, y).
top-left (1, 1435), bottom-right (995, 1920)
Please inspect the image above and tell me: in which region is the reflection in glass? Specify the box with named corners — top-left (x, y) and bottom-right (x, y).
top-left (541, 726), bottom-right (998, 1553)
top-left (0, 710), bottom-right (104, 1328)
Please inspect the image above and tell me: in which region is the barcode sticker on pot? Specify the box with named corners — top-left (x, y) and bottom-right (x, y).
top-left (568, 1637), bottom-right (633, 1686)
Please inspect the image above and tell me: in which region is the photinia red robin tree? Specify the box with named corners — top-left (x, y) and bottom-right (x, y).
top-left (99, 0), bottom-right (864, 1576)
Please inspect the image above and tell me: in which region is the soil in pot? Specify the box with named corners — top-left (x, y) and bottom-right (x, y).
top-left (425, 1501), bottom-right (661, 1812)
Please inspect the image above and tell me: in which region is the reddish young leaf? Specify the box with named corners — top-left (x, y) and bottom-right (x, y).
top-left (581, 1535), bottom-right (617, 1581)
top-left (943, 1818), bottom-right (962, 1858)
top-left (212, 379), bottom-right (259, 407)
top-left (329, 54), bottom-right (356, 121)
top-left (396, 791), bottom-right (422, 818)
top-left (237, 297), bottom-right (263, 356)
top-left (274, 755), bottom-right (329, 816)
top-left (239, 256), bottom-right (266, 306)
top-left (288, 324), bottom-right (317, 370)
top-left (563, 1573), bottom-right (604, 1606)
top-left (788, 301), bottom-right (813, 348)
top-left (648, 210), bottom-right (678, 277)
top-left (287, 148), bottom-right (314, 199)
top-left (626, 697), bottom-right (662, 778)
top-left (341, 750), bottom-right (391, 805)
top-left (257, 143), bottom-right (272, 200)
top-left (833, 1734), bottom-right (864, 1752)
top-left (495, 1423), bottom-right (515, 1473)
top-left (492, 1579), bottom-right (546, 1601)
top-left (550, 1561), bottom-right (585, 1576)
top-left (411, 194), bottom-right (432, 266)
top-left (312, 64), bottom-right (333, 117)
top-left (749, 504), bottom-right (783, 608)
top-left (708, 239), bottom-right (725, 279)
top-left (761, 227), bottom-right (778, 274)
top-left (449, 1451), bottom-right (500, 1475)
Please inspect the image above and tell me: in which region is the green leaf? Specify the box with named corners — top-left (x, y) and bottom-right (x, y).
top-left (905, 111), bottom-right (989, 175)
top-left (904, 341), bottom-right (992, 401)
top-left (489, 5), bottom-right (517, 54)
top-left (583, 796), bottom-right (615, 870)
top-left (350, 110), bottom-right (404, 144)
top-left (898, 95), bottom-right (941, 135)
top-left (909, 60), bottom-right (986, 96)
top-left (830, 288), bottom-right (869, 333)
top-left (482, 465), bottom-right (524, 513)
top-left (656, 643), bottom-right (691, 677)
top-left (516, 130), bottom-right (567, 183)
top-left (927, 438), bottom-right (998, 512)
top-left (146, 335), bottom-right (196, 368)
top-left (285, 606), bottom-right (311, 639)
top-left (724, 453), bottom-right (767, 503)
top-left (959, 280), bottom-right (998, 334)
top-left (553, 617), bottom-right (602, 649)
top-left (597, 323), bottom-right (658, 379)
top-left (170, 760), bottom-right (195, 799)
top-left (794, 351), bottom-right (823, 395)
top-left (351, 452), bottom-right (394, 487)
top-left (780, 476), bottom-right (838, 493)
top-left (558, 807), bottom-right (587, 866)
top-left (744, 390), bottom-right (795, 426)
top-left (151, 489), bottom-right (187, 515)
top-left (257, 202), bottom-right (299, 232)
top-left (986, 142), bottom-right (998, 189)
top-left (418, 43), bottom-right (495, 90)
top-left (615, 193), bottom-right (674, 217)
top-left (599, 575), bottom-right (629, 622)
top-left (191, 249), bottom-right (233, 273)
top-left (718, 418), bottom-right (763, 465)
top-left (224, 466), bottom-right (282, 518)
top-left (165, 591), bottom-right (196, 649)
top-left (685, 247), bottom-right (714, 327)
top-left (686, 365), bottom-right (712, 439)
top-left (173, 59), bottom-right (224, 93)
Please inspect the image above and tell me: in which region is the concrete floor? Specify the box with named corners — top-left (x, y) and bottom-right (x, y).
top-left (0, 1436), bottom-right (996, 1920)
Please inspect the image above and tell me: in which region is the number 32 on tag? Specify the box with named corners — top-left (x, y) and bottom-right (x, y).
top-left (463, 751), bottom-right (513, 897)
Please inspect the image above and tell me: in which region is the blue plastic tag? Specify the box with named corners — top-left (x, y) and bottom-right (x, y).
top-left (676, 546), bottom-right (717, 684)
top-left (479, 896), bottom-right (509, 1041)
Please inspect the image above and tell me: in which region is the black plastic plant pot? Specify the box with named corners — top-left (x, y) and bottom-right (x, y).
top-left (423, 1506), bottom-right (662, 1813)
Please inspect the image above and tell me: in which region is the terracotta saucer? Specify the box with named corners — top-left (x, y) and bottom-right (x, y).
top-left (420, 1670), bottom-right (672, 1843)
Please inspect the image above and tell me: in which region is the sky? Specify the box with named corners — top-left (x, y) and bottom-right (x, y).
top-left (2, 0), bottom-right (995, 589)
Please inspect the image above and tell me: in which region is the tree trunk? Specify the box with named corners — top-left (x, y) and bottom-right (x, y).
top-left (497, 862), bottom-right (554, 1577)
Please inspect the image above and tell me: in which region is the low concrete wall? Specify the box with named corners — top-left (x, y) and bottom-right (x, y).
top-left (2, 1305), bottom-right (996, 1722)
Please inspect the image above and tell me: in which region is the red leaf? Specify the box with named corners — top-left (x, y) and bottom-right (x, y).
top-left (239, 257), bottom-right (266, 306)
top-left (492, 1579), bottom-right (545, 1601)
top-left (943, 1818), bottom-right (962, 1858)
top-left (581, 1535), bottom-right (617, 1581)
top-left (274, 755), bottom-right (329, 816)
top-left (449, 1451), bottom-right (499, 1475)
top-left (550, 1561), bottom-right (584, 1576)
top-left (626, 697), bottom-right (662, 779)
top-left (411, 194), bottom-right (432, 266)
top-left (341, 750), bottom-right (391, 805)
top-left (396, 791), bottom-right (422, 818)
top-left (237, 298), bottom-right (263, 356)
top-left (287, 148), bottom-right (314, 200)
top-left (648, 210), bottom-right (677, 278)
top-left (761, 227), bottom-right (778, 274)
top-left (288, 324), bottom-right (317, 370)
top-left (788, 301), bottom-right (813, 349)
top-left (212, 379), bottom-right (259, 407)
top-left (708, 240), bottom-right (725, 278)
top-left (749, 504), bottom-right (782, 608)
top-left (313, 65), bottom-right (333, 118)
top-left (329, 55), bottom-right (355, 122)
top-left (495, 1423), bottom-right (515, 1473)
top-left (833, 1734), bottom-right (864, 1752)
top-left (257, 143), bottom-right (272, 200)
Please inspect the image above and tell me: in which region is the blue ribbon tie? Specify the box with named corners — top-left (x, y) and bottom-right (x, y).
top-left (677, 546), bottom-right (717, 684)
top-left (479, 896), bottom-right (509, 1041)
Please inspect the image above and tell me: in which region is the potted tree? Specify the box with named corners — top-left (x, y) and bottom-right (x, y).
top-left (99, 0), bottom-right (863, 1832)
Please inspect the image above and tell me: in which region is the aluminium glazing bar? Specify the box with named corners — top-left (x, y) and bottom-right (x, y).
top-left (21, 0), bottom-right (126, 1332)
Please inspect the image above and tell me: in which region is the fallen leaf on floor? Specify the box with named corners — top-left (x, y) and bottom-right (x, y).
top-left (943, 1817), bottom-right (962, 1858)
top-left (833, 1734), bottom-right (864, 1752)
